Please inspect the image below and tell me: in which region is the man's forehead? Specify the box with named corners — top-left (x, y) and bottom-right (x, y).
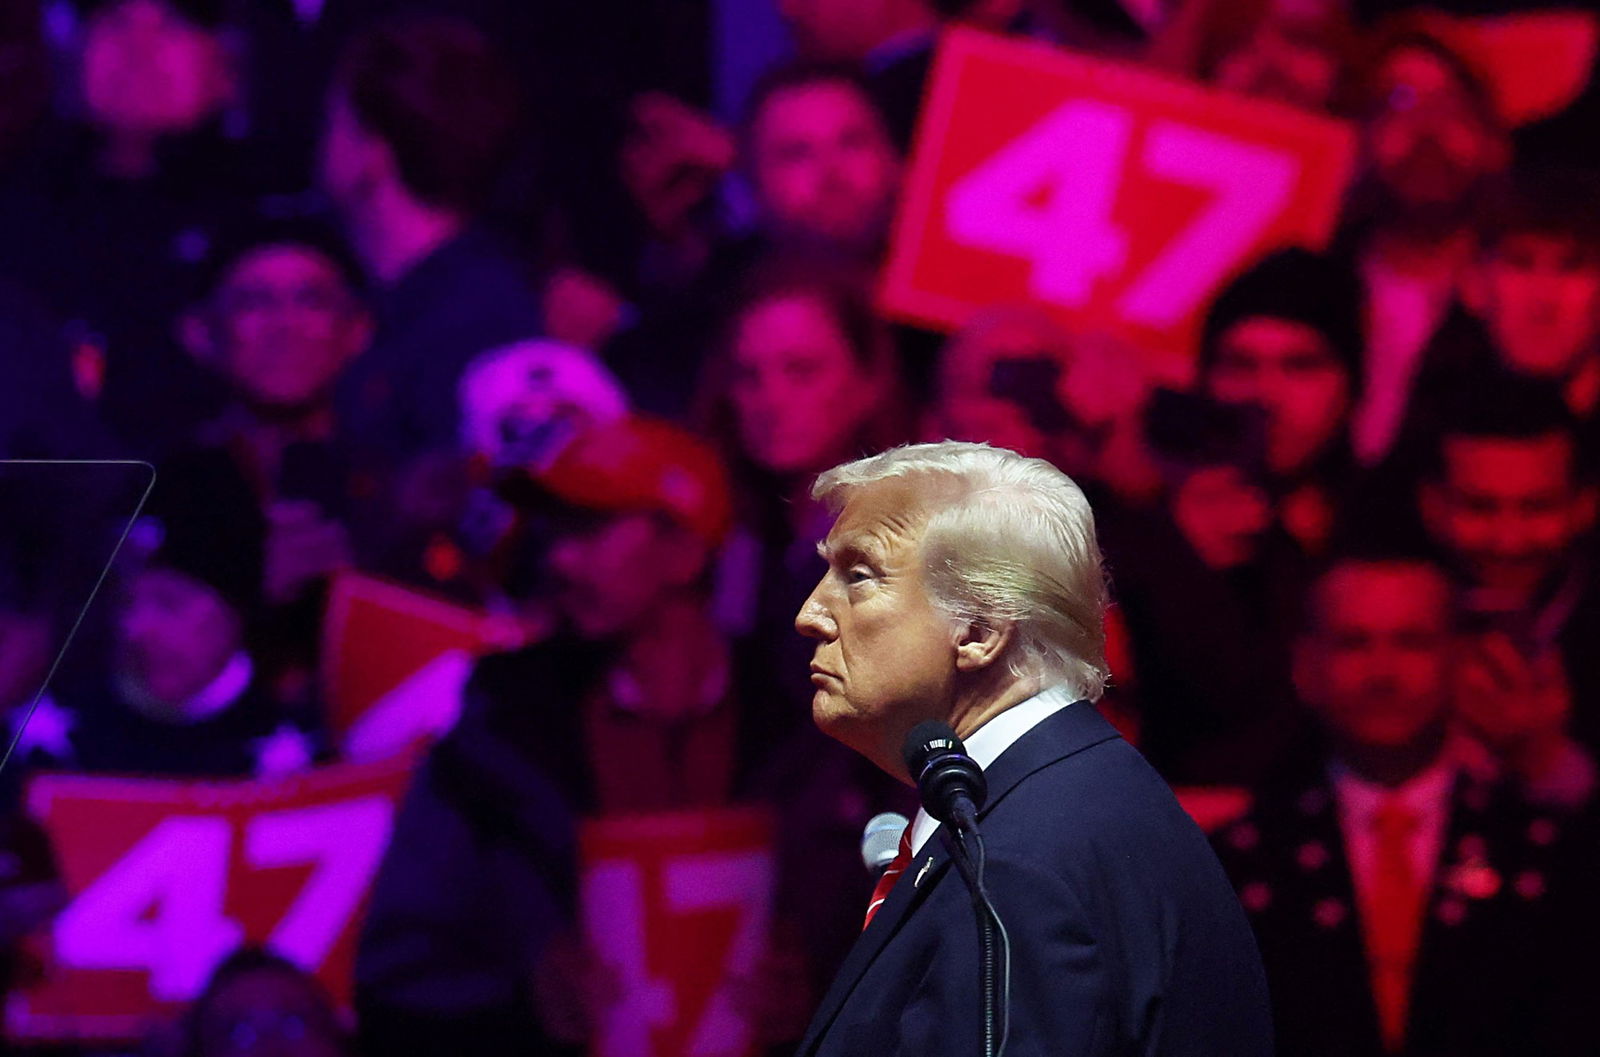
top-left (1314, 563), bottom-right (1450, 624)
top-left (821, 479), bottom-right (935, 555)
top-left (1443, 433), bottom-right (1575, 487)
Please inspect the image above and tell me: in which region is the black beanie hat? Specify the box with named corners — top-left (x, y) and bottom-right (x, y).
top-left (1200, 247), bottom-right (1366, 396)
top-left (131, 451), bottom-right (265, 620)
top-left (191, 207), bottom-right (365, 305)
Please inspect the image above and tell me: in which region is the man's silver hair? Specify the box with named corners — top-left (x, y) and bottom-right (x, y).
top-left (813, 441), bottom-right (1110, 701)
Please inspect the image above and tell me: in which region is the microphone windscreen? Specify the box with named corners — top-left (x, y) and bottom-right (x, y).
top-left (902, 720), bottom-right (963, 781)
top-left (861, 811), bottom-right (910, 875)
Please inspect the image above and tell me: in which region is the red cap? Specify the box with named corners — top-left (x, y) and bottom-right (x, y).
top-left (534, 417), bottom-right (734, 546)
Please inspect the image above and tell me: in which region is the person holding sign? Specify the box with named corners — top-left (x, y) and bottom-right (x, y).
top-left (792, 441), bottom-right (1271, 1055)
top-left (357, 417), bottom-right (831, 1055)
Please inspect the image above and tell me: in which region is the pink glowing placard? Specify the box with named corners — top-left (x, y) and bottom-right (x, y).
top-left (580, 807), bottom-right (776, 1057)
top-left (321, 571), bottom-right (518, 761)
top-left (6, 758), bottom-right (413, 1043)
top-left (882, 28), bottom-right (1357, 373)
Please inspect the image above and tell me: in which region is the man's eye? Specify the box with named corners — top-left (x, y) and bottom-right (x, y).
top-left (847, 567), bottom-right (873, 584)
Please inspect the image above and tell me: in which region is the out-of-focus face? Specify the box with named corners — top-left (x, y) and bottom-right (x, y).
top-left (116, 567), bottom-right (241, 711)
top-left (796, 478), bottom-right (958, 775)
top-left (749, 81), bottom-right (900, 251)
top-left (1213, 18), bottom-right (1342, 112)
top-left (82, 0), bottom-right (231, 138)
top-left (935, 317), bottom-right (1071, 459)
top-left (212, 246), bottom-right (367, 413)
top-left (1296, 561), bottom-right (1453, 750)
top-left (1473, 234), bottom-right (1600, 379)
top-left (547, 512), bottom-right (696, 640)
top-left (1206, 316), bottom-right (1353, 476)
top-left (196, 968), bottom-right (344, 1057)
top-left (730, 293), bottom-right (876, 475)
top-left (1422, 433), bottom-right (1593, 599)
top-left (1365, 45), bottom-right (1502, 213)
top-left (1171, 464), bottom-right (1273, 570)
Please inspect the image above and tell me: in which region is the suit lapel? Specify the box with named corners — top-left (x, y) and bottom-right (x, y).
top-left (799, 703), bottom-right (1123, 1053)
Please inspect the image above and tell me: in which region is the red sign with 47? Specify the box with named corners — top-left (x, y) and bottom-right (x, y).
top-left (881, 29), bottom-right (1357, 374)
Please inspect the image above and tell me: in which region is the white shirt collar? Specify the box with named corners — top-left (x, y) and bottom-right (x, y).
top-left (1329, 753), bottom-right (1455, 824)
top-left (907, 685), bottom-right (1077, 854)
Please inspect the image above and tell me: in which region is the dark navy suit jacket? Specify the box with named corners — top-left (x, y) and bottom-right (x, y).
top-left (800, 702), bottom-right (1274, 1056)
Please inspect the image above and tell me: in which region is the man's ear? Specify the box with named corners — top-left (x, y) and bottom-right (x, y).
top-left (954, 619), bottom-right (1012, 673)
top-left (177, 307), bottom-right (216, 364)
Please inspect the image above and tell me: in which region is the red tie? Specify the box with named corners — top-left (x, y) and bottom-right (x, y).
top-left (863, 826), bottom-right (914, 931)
top-left (1365, 796), bottom-right (1425, 1054)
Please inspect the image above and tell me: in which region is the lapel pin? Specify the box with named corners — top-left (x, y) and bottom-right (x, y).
top-left (915, 858), bottom-right (934, 888)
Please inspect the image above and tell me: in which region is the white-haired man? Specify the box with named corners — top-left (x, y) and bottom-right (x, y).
top-left (794, 441), bottom-right (1271, 1056)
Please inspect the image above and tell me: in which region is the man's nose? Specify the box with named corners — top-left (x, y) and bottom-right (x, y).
top-left (795, 586), bottom-right (836, 641)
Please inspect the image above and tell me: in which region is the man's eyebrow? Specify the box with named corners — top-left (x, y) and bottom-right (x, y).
top-left (817, 536), bottom-right (882, 565)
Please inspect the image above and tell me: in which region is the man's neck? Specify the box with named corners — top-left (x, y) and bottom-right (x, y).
top-left (1333, 724), bottom-right (1449, 789)
top-left (948, 670), bottom-right (1043, 742)
top-left (354, 189), bottom-right (465, 285)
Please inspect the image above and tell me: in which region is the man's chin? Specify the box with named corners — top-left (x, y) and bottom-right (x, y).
top-left (812, 691), bottom-right (863, 742)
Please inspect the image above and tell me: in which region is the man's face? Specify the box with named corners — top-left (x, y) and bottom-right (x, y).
top-left (1474, 234), bottom-right (1600, 379)
top-left (1205, 316), bottom-right (1353, 476)
top-left (116, 567), bottom-right (241, 711)
top-left (1295, 562), bottom-right (1453, 750)
top-left (1171, 464), bottom-right (1273, 570)
top-left (82, 0), bottom-right (231, 138)
top-left (1365, 46), bottom-right (1501, 213)
top-left (213, 245), bottom-right (366, 413)
top-left (731, 293), bottom-right (875, 475)
top-left (796, 478), bottom-right (960, 774)
top-left (1422, 433), bottom-right (1593, 598)
top-left (1213, 18), bottom-right (1342, 112)
top-left (547, 512), bottom-right (696, 640)
top-left (749, 81), bottom-right (900, 251)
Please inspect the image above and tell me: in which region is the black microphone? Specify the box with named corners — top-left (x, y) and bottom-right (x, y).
top-left (902, 721), bottom-right (988, 833)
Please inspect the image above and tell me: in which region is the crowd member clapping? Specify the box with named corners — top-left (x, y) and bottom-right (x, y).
top-left (1413, 383), bottom-right (1600, 806)
top-left (1214, 549), bottom-right (1599, 1057)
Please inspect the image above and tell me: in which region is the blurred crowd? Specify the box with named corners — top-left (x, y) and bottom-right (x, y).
top-left (2, 0), bottom-right (1600, 1054)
